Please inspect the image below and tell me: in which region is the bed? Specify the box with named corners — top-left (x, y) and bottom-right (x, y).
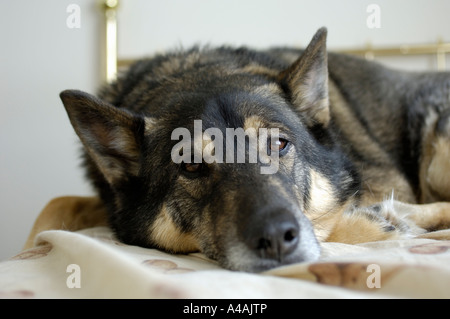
top-left (1, 195), bottom-right (450, 298)
top-left (2, 1), bottom-right (450, 299)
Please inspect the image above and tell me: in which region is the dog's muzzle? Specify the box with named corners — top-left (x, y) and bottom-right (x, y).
top-left (245, 208), bottom-right (300, 262)
top-left (232, 203), bottom-right (321, 272)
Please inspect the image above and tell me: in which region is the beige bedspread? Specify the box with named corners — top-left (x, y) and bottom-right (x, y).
top-left (1, 224), bottom-right (450, 298)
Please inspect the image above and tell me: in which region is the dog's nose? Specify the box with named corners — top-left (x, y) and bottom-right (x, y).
top-left (245, 209), bottom-right (300, 262)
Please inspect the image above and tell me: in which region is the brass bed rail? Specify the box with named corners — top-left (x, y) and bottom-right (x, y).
top-left (101, 0), bottom-right (450, 83)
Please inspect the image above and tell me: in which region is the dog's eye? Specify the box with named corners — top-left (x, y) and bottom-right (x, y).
top-left (180, 162), bottom-right (208, 179)
top-left (182, 162), bottom-right (203, 173)
top-left (270, 138), bottom-right (289, 152)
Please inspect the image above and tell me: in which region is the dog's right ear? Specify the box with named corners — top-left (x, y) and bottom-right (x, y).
top-left (278, 27), bottom-right (330, 127)
top-left (60, 90), bottom-right (144, 185)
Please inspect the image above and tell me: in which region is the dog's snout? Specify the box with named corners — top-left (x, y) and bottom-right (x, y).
top-left (246, 209), bottom-right (300, 262)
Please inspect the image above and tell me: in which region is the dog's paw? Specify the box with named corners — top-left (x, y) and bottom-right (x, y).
top-left (326, 199), bottom-right (426, 244)
top-left (352, 200), bottom-right (425, 237)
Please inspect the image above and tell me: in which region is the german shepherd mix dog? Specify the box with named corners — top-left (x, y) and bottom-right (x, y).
top-left (60, 28), bottom-right (450, 272)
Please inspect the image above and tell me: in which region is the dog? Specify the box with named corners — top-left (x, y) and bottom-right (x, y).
top-left (60, 28), bottom-right (450, 272)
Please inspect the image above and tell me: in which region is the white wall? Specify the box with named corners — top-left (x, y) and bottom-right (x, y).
top-left (117, 0), bottom-right (450, 70)
top-left (1, 0), bottom-right (450, 261)
top-left (0, 0), bottom-right (100, 260)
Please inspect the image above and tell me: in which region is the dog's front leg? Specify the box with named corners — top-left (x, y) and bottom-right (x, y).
top-left (325, 200), bottom-right (450, 244)
top-left (324, 205), bottom-right (410, 244)
top-left (390, 201), bottom-right (450, 232)
top-left (323, 199), bottom-right (450, 244)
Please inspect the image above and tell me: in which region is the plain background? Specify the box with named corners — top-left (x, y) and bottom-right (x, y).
top-left (1, 0), bottom-right (450, 260)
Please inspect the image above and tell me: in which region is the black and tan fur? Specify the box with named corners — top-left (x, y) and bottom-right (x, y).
top-left (60, 28), bottom-right (450, 272)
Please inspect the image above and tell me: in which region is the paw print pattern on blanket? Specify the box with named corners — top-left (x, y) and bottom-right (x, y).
top-left (142, 259), bottom-right (194, 274)
top-left (408, 242), bottom-right (450, 254)
top-left (11, 244), bottom-right (53, 260)
top-left (307, 262), bottom-right (401, 291)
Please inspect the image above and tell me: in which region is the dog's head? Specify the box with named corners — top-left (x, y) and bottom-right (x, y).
top-left (60, 28), bottom-right (359, 272)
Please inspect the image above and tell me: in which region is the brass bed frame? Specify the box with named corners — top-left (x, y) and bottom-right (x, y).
top-left (101, 0), bottom-right (450, 84)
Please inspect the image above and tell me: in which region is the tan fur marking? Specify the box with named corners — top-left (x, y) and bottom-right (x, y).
top-left (144, 117), bottom-right (156, 133)
top-left (243, 115), bottom-right (264, 131)
top-left (419, 110), bottom-right (439, 203)
top-left (326, 213), bottom-right (400, 244)
top-left (425, 136), bottom-right (450, 201)
top-left (308, 170), bottom-right (336, 215)
top-left (150, 204), bottom-right (199, 253)
top-left (306, 169), bottom-right (342, 241)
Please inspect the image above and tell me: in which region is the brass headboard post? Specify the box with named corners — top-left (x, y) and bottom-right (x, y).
top-left (102, 0), bottom-right (119, 83)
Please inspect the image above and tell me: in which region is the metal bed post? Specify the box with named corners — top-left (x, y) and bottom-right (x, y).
top-left (103, 0), bottom-right (119, 83)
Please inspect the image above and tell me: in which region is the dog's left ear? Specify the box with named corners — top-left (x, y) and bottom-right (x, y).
top-left (60, 90), bottom-right (144, 186)
top-left (278, 27), bottom-right (330, 127)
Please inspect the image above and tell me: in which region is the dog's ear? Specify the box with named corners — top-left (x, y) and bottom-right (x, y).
top-left (279, 27), bottom-right (330, 127)
top-left (60, 90), bottom-right (144, 185)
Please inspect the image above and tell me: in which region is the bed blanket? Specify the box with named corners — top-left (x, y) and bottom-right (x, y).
top-left (1, 225), bottom-right (450, 298)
